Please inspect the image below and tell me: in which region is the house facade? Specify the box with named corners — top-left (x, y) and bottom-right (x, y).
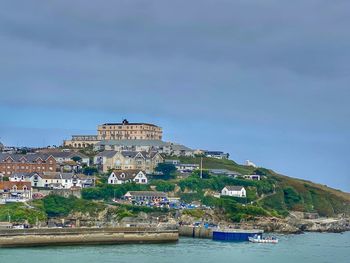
top-left (108, 170), bottom-right (148, 185)
top-left (98, 119), bottom-right (163, 140)
top-left (221, 186), bottom-right (246, 198)
top-left (95, 151), bottom-right (163, 173)
top-left (204, 151), bottom-right (229, 159)
top-left (63, 135), bottom-right (100, 148)
top-left (124, 191), bottom-right (168, 201)
top-left (9, 172), bottom-right (93, 189)
top-left (0, 153), bottom-right (56, 177)
top-left (0, 181), bottom-right (32, 202)
top-left (176, 163), bottom-right (199, 173)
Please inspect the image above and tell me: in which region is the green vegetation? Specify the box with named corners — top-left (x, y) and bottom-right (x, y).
top-left (175, 157), bottom-right (350, 218)
top-left (178, 156), bottom-right (255, 175)
top-left (81, 183), bottom-right (150, 200)
top-left (39, 195), bottom-right (105, 217)
top-left (71, 156), bottom-right (82, 163)
top-left (151, 180), bottom-right (176, 192)
top-left (155, 163), bottom-right (177, 179)
top-left (182, 209), bottom-right (205, 218)
top-left (0, 203), bottom-right (47, 224)
top-left (260, 173), bottom-right (350, 217)
top-left (202, 196), bottom-right (270, 222)
top-left (83, 166), bottom-right (99, 175)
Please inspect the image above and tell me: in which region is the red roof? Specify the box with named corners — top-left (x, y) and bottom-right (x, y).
top-left (0, 181), bottom-right (32, 190)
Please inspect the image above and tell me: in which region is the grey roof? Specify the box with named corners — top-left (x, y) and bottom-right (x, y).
top-left (96, 140), bottom-right (193, 151)
top-left (49, 151), bottom-right (88, 159)
top-left (224, 185), bottom-right (245, 191)
top-left (169, 144), bottom-right (193, 151)
top-left (0, 153), bottom-right (54, 163)
top-left (121, 151), bottom-right (160, 159)
top-left (96, 150), bottom-right (118, 158)
top-left (126, 191), bottom-right (167, 197)
top-left (102, 120), bottom-right (159, 127)
top-left (10, 172), bottom-right (39, 179)
top-left (97, 139), bottom-right (167, 147)
top-left (210, 169), bottom-right (241, 175)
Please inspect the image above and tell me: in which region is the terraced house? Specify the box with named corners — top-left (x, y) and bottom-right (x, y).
top-left (0, 181), bottom-right (32, 202)
top-left (94, 150), bottom-right (163, 173)
top-left (0, 153), bottom-right (56, 177)
top-left (9, 172), bottom-right (94, 189)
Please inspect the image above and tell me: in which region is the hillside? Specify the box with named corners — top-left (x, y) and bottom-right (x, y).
top-left (178, 157), bottom-right (350, 217)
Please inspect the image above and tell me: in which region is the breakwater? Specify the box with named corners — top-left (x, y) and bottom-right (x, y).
top-left (179, 226), bottom-right (213, 239)
top-left (0, 227), bottom-right (178, 247)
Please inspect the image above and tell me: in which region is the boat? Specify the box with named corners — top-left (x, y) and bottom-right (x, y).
top-left (248, 234), bottom-right (278, 244)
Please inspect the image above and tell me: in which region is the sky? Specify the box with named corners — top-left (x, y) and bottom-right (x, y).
top-left (0, 0), bottom-right (349, 192)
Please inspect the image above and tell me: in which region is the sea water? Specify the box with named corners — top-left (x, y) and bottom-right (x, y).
top-left (0, 232), bottom-right (349, 263)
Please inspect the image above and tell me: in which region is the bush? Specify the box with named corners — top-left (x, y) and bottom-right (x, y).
top-left (0, 203), bottom-right (47, 224)
top-left (42, 195), bottom-right (105, 217)
top-left (155, 163), bottom-right (177, 179)
top-left (81, 183), bottom-right (150, 200)
top-left (152, 180), bottom-right (176, 192)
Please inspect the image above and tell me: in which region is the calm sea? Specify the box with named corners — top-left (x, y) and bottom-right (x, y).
top-left (0, 232), bottom-right (349, 263)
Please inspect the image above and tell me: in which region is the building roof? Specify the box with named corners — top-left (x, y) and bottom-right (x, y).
top-left (0, 153), bottom-right (54, 163)
top-left (169, 144), bottom-right (193, 151)
top-left (0, 181), bottom-right (32, 190)
top-left (48, 151), bottom-right (88, 159)
top-left (101, 120), bottom-right (160, 127)
top-left (9, 172), bottom-right (39, 179)
top-left (96, 140), bottom-right (193, 152)
top-left (95, 150), bottom-right (118, 158)
top-left (210, 169), bottom-right (241, 176)
top-left (96, 139), bottom-right (167, 147)
top-left (110, 170), bottom-right (145, 181)
top-left (125, 191), bottom-right (167, 197)
top-left (42, 172), bottom-right (73, 180)
top-left (121, 151), bottom-right (160, 159)
top-left (224, 185), bottom-right (245, 191)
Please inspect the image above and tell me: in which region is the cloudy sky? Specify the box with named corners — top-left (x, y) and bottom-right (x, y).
top-left (0, 0), bottom-right (349, 191)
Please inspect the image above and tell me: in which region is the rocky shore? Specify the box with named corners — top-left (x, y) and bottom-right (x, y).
top-left (177, 210), bottom-right (350, 234)
top-left (37, 206), bottom-right (350, 235)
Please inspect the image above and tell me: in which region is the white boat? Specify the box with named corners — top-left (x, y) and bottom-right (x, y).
top-left (248, 235), bottom-right (278, 244)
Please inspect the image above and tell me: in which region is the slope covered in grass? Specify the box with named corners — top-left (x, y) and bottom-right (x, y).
top-left (177, 157), bottom-right (350, 217)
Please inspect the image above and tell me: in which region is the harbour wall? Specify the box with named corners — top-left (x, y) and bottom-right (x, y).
top-left (0, 227), bottom-right (178, 247)
top-left (179, 226), bottom-right (213, 239)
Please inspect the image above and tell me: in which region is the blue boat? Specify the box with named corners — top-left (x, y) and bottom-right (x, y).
top-left (213, 229), bottom-right (264, 241)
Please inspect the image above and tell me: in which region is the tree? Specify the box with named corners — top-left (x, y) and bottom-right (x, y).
top-left (83, 166), bottom-right (98, 175)
top-left (71, 156), bottom-right (82, 163)
top-left (155, 163), bottom-right (177, 179)
top-left (192, 170), bottom-right (211, 179)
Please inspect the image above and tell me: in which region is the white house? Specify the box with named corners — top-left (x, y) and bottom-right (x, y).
top-left (175, 163), bottom-right (199, 173)
top-left (108, 170), bottom-right (148, 185)
top-left (221, 186), bottom-right (246, 198)
top-left (9, 172), bottom-right (93, 189)
top-left (243, 174), bottom-right (261, 181)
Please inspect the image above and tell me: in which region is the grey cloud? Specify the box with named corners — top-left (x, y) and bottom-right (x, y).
top-left (0, 1), bottom-right (349, 77)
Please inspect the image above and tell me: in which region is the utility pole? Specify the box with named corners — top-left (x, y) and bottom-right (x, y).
top-left (200, 157), bottom-right (203, 179)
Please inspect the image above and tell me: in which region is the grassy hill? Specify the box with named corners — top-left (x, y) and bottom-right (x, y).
top-left (178, 156), bottom-right (350, 217)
